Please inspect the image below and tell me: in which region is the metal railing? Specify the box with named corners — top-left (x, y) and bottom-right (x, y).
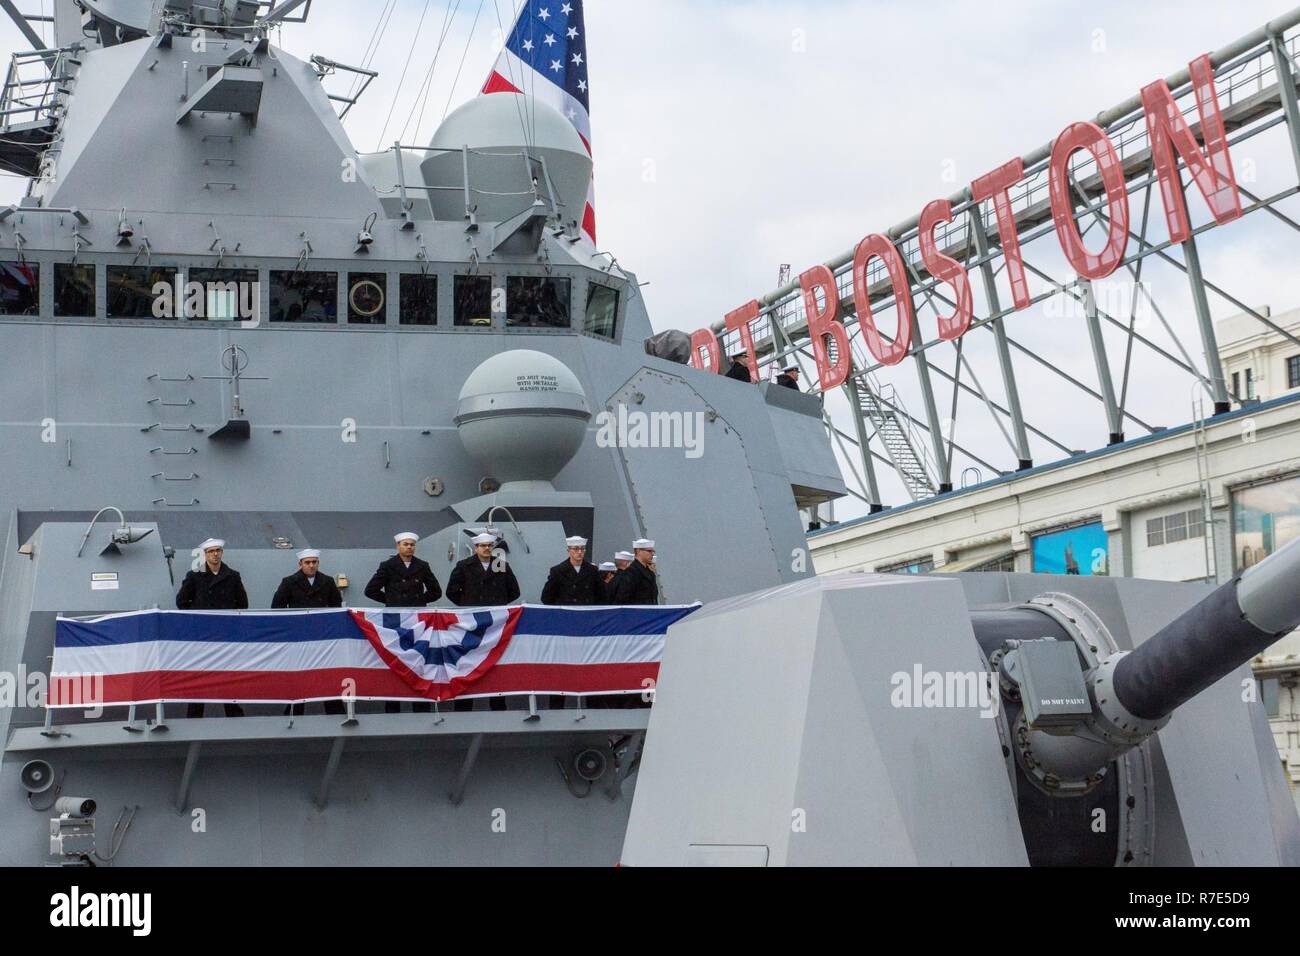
top-left (377, 142), bottom-right (565, 231)
top-left (0, 45), bottom-right (79, 131)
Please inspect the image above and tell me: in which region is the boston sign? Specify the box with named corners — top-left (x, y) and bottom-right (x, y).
top-left (688, 54), bottom-right (1243, 391)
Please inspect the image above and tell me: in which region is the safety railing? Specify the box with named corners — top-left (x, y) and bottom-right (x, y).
top-left (375, 143), bottom-right (564, 231)
top-left (0, 45), bottom-right (80, 131)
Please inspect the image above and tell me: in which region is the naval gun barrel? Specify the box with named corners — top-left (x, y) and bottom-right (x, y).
top-left (1111, 536), bottom-right (1300, 722)
top-left (992, 537), bottom-right (1300, 797)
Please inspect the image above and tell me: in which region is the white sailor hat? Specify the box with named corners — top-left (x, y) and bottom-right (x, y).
top-left (614, 551), bottom-right (634, 561)
top-left (470, 532), bottom-right (497, 546)
top-left (565, 536), bottom-right (588, 547)
top-left (199, 538), bottom-right (225, 552)
top-left (598, 561), bottom-right (616, 572)
top-left (394, 532), bottom-right (419, 543)
top-left (632, 539), bottom-right (655, 550)
top-left (297, 548), bottom-right (321, 561)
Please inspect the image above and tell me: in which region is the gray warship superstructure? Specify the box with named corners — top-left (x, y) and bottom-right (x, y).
top-left (0, 1), bottom-right (1295, 867)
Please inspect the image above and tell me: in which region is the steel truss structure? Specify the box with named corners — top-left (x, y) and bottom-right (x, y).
top-left (714, 7), bottom-right (1300, 514)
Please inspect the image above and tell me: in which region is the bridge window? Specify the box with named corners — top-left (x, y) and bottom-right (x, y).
top-left (347, 272), bottom-right (387, 324)
top-left (400, 274), bottom-right (437, 325)
top-left (454, 275), bottom-right (492, 327)
top-left (53, 262), bottom-right (95, 317)
top-left (107, 266), bottom-right (179, 319)
top-left (507, 275), bottom-right (570, 328)
top-left (270, 270), bottom-right (338, 323)
top-left (188, 268), bottom-right (259, 321)
top-left (0, 260), bottom-right (39, 315)
top-left (584, 283), bottom-right (619, 339)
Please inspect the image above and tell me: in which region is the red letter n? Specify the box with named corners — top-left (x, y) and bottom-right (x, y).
top-left (1141, 53), bottom-right (1241, 244)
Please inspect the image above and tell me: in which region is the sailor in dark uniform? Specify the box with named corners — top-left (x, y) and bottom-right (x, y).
top-left (724, 354), bottom-right (753, 383)
top-left (609, 550), bottom-right (633, 593)
top-left (775, 364), bottom-right (801, 390)
top-left (609, 539), bottom-right (660, 606)
top-left (365, 532), bottom-right (442, 712)
top-left (447, 532), bottom-right (520, 712)
top-left (540, 536), bottom-right (605, 606)
top-left (175, 538), bottom-right (248, 718)
top-left (273, 548), bottom-right (344, 715)
top-left (272, 548), bottom-right (343, 609)
top-left (541, 536), bottom-right (606, 710)
top-left (447, 532), bottom-right (521, 606)
top-left (598, 561), bottom-right (617, 589)
top-left (364, 532), bottom-right (442, 607)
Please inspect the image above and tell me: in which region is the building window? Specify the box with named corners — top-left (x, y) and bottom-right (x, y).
top-left (584, 283), bottom-right (619, 338)
top-left (1245, 367), bottom-right (1255, 400)
top-left (454, 275), bottom-right (492, 327)
top-left (1232, 473), bottom-right (1300, 571)
top-left (187, 268), bottom-right (259, 320)
top-left (0, 261), bottom-right (39, 315)
top-left (1259, 677), bottom-right (1280, 718)
top-left (399, 274), bottom-right (437, 325)
top-left (1146, 508), bottom-right (1205, 548)
top-left (1288, 355), bottom-right (1300, 389)
top-left (346, 273), bottom-right (387, 324)
top-left (53, 262), bottom-right (95, 317)
top-left (1232, 371), bottom-right (1241, 399)
top-left (107, 266), bottom-right (179, 319)
top-left (876, 556), bottom-right (934, 575)
top-left (969, 554), bottom-right (1016, 572)
top-left (270, 270), bottom-right (337, 323)
top-left (506, 275), bottom-right (570, 328)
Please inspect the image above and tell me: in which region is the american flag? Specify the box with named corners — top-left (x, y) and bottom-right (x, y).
top-left (481, 0), bottom-right (596, 243)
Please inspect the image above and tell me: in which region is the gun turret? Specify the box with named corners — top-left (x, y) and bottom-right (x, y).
top-left (988, 537), bottom-right (1300, 798)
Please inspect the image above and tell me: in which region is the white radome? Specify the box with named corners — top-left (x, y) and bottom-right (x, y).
top-left (455, 350), bottom-right (591, 488)
top-left (422, 94), bottom-right (593, 225)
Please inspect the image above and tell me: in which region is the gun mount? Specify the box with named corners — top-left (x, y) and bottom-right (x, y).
top-left (623, 543), bottom-right (1300, 866)
top-left (984, 537), bottom-right (1300, 800)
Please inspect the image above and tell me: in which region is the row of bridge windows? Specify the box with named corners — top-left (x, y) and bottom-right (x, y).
top-left (0, 262), bottom-right (620, 338)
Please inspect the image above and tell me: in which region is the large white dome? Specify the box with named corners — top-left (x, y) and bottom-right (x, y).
top-left (422, 95), bottom-right (592, 227)
top-left (431, 94), bottom-right (587, 155)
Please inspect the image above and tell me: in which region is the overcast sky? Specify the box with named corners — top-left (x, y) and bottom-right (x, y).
top-left (3, 0), bottom-right (1298, 513)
